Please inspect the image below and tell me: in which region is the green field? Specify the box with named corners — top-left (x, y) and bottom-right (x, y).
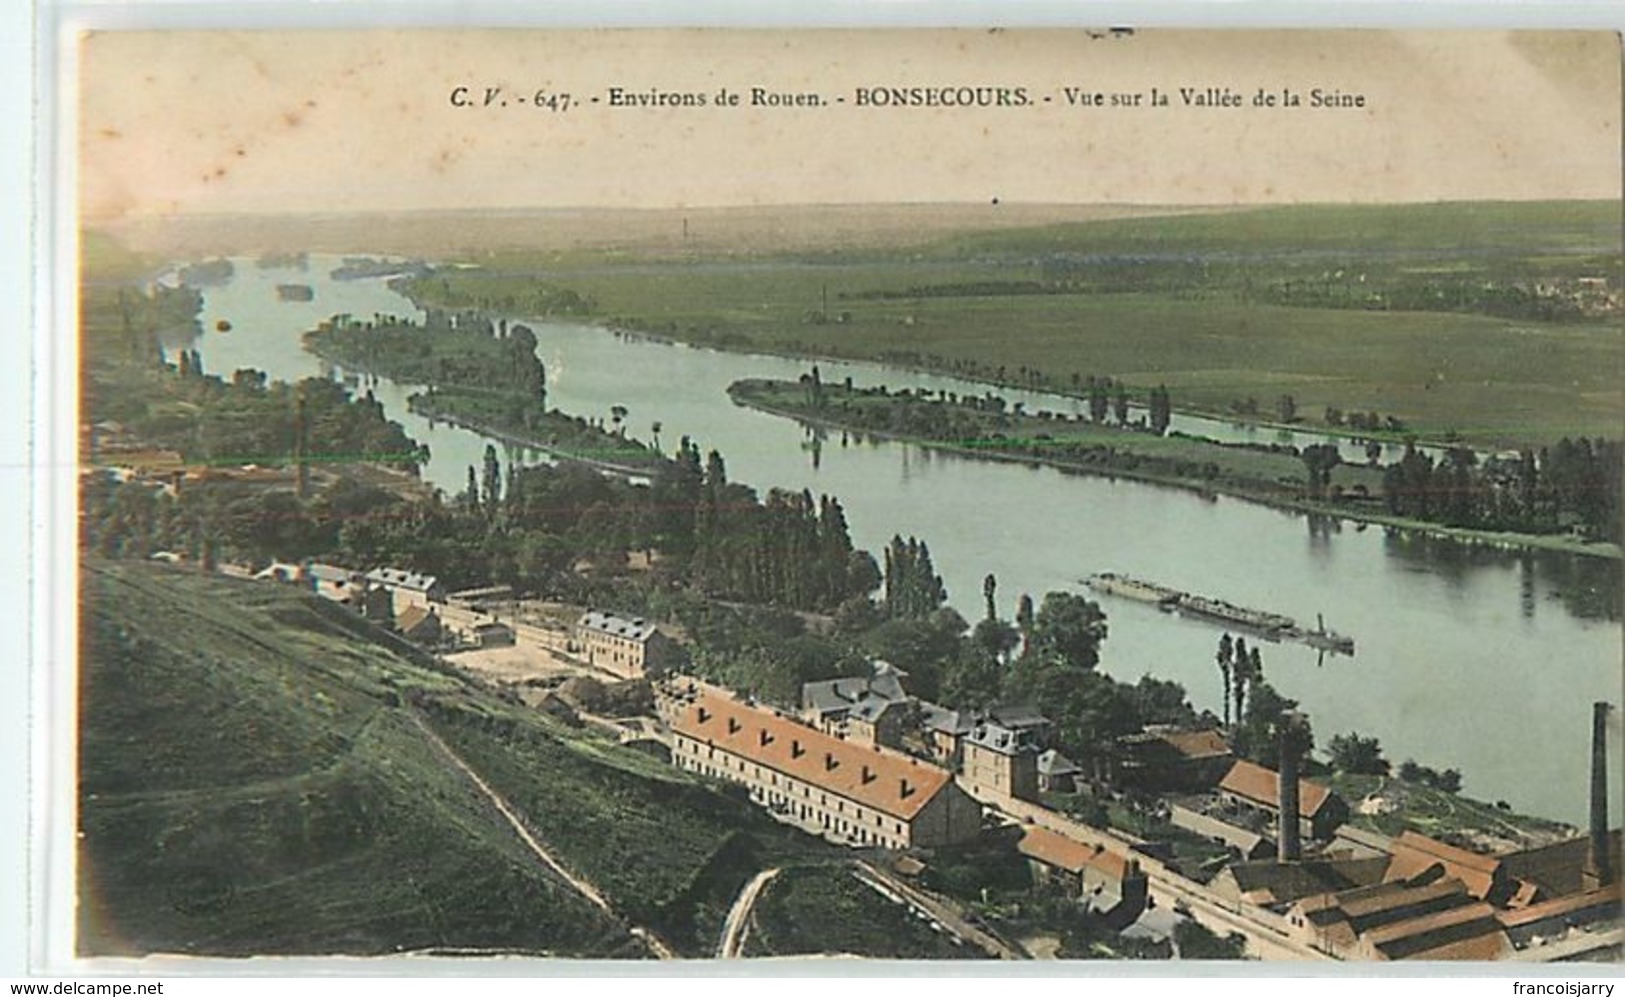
top-left (404, 201), bottom-right (1623, 449)
top-left (78, 560), bottom-right (821, 957)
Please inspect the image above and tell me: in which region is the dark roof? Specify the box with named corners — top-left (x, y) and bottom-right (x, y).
top-left (849, 697), bottom-right (902, 723)
top-left (989, 704), bottom-right (1049, 731)
top-left (1362, 902), bottom-right (1508, 960)
top-left (1502, 830), bottom-right (1622, 898)
top-left (578, 610), bottom-right (659, 643)
top-left (965, 720), bottom-right (1037, 756)
top-left (867, 662), bottom-right (908, 702)
top-left (449, 585), bottom-right (513, 600)
top-left (1221, 858), bottom-right (1388, 906)
top-left (1219, 759), bottom-right (1339, 818)
top-left (802, 676), bottom-right (874, 716)
top-left (1339, 879), bottom-right (1473, 933)
top-left (919, 702), bottom-right (973, 735)
top-left (801, 661), bottom-right (910, 718)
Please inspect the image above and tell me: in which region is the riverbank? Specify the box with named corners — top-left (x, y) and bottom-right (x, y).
top-left (728, 378), bottom-right (1622, 561)
top-left (406, 395), bottom-right (657, 480)
top-left (302, 313), bottom-right (663, 478)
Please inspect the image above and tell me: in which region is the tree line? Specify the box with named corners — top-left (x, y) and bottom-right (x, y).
top-left (1382, 439), bottom-right (1622, 542)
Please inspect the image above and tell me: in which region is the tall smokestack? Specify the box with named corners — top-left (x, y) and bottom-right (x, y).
top-left (1589, 701), bottom-right (1613, 887)
top-left (1278, 712), bottom-right (1303, 863)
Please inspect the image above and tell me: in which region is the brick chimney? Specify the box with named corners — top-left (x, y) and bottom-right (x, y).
top-left (1278, 712), bottom-right (1303, 863)
top-left (1589, 701), bottom-right (1614, 887)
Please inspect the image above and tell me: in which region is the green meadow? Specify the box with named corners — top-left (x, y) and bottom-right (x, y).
top-left (406, 200), bottom-right (1622, 449)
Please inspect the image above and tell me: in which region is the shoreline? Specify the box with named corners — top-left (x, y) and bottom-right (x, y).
top-left (383, 281), bottom-right (1620, 560)
top-left (301, 334), bottom-right (660, 482)
top-left (729, 386), bottom-right (1622, 562)
top-left (405, 397), bottom-right (658, 481)
top-left (390, 276), bottom-right (1480, 454)
top-left (594, 320), bottom-right (1472, 452)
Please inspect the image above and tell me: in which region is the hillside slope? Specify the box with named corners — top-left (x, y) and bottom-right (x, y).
top-left (78, 561), bottom-right (821, 958)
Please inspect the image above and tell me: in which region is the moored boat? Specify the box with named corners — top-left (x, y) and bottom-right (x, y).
top-left (1083, 572), bottom-right (1183, 607)
top-left (1085, 572), bottom-right (1354, 654)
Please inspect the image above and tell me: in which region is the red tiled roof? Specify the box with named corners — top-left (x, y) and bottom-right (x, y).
top-left (1017, 826), bottom-right (1134, 882)
top-left (1159, 728), bottom-right (1232, 760)
top-left (1219, 759), bottom-right (1337, 817)
top-left (1384, 831), bottom-right (1503, 898)
top-left (672, 693), bottom-right (952, 820)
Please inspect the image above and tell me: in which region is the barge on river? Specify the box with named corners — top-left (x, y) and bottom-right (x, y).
top-left (1083, 572), bottom-right (1355, 655)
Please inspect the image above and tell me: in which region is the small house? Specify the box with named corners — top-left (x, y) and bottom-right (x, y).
top-left (397, 604), bottom-right (444, 645)
top-left (575, 610), bottom-right (680, 680)
top-left (1218, 759), bottom-right (1349, 842)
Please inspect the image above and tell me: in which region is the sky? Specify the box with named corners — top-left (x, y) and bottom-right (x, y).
top-left (75, 28), bottom-right (1621, 221)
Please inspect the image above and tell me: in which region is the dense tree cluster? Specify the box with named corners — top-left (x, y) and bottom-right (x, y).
top-left (306, 311), bottom-right (548, 421)
top-left (1398, 760), bottom-right (1463, 794)
top-left (682, 444), bottom-right (880, 612)
top-left (1328, 732), bottom-right (1390, 776)
top-left (1228, 679), bottom-right (1313, 766)
top-left (1261, 271), bottom-right (1600, 323)
top-left (399, 274), bottom-right (596, 318)
top-left (881, 536), bottom-right (947, 619)
top-left (1382, 439), bottom-right (1623, 542)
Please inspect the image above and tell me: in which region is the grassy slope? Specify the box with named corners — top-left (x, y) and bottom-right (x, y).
top-left (78, 560), bottom-right (816, 957)
top-left (1325, 773), bottom-right (1576, 852)
top-left (423, 698), bottom-right (837, 955)
top-left (741, 865), bottom-right (981, 960)
top-left (421, 201), bottom-right (1622, 448)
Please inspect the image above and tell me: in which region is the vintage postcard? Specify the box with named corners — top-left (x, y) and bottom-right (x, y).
top-left (57, 26), bottom-right (1622, 968)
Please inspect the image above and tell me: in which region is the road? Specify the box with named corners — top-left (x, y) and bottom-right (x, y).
top-left (976, 786), bottom-right (1332, 962)
top-left (717, 868), bottom-right (781, 958)
top-left (852, 861), bottom-right (1028, 960)
top-left (409, 711), bottom-right (680, 960)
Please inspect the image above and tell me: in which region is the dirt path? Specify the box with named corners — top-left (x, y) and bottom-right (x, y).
top-left (409, 711), bottom-right (679, 960)
top-left (717, 867), bottom-right (781, 958)
top-left (851, 861), bottom-right (1027, 960)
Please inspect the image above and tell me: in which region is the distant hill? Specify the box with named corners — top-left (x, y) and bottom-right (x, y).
top-left (78, 560), bottom-right (826, 958)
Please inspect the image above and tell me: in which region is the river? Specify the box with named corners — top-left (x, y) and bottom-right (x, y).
top-left (172, 256), bottom-right (1622, 828)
